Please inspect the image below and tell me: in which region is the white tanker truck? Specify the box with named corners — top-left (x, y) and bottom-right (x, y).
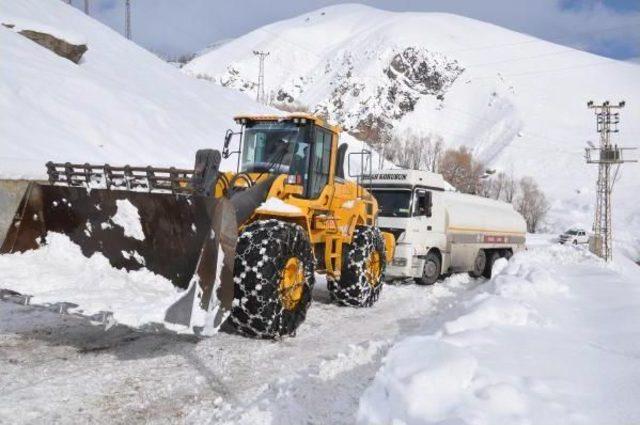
top-left (369, 169), bottom-right (526, 284)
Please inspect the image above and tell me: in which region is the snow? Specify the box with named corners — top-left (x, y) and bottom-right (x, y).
top-left (0, 233), bottom-right (182, 328)
top-left (0, 0), bottom-right (266, 180)
top-left (110, 199), bottom-right (145, 241)
top-left (185, 3), bottom-right (640, 257)
top-left (0, 272), bottom-right (468, 424)
top-left (256, 197), bottom-right (303, 214)
top-left (1, 231), bottom-right (640, 423)
top-left (358, 243), bottom-right (640, 425)
top-left (0, 1), bottom-right (384, 188)
top-left (1, 16), bottom-right (86, 45)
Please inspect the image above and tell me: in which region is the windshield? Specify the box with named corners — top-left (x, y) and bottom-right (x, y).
top-left (241, 122), bottom-right (310, 176)
top-left (565, 229), bottom-right (579, 235)
top-left (372, 190), bottom-right (412, 217)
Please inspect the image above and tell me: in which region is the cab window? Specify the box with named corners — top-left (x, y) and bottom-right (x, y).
top-left (308, 128), bottom-right (332, 198)
top-left (413, 190), bottom-right (432, 217)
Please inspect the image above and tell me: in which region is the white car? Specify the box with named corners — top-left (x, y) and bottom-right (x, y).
top-left (559, 228), bottom-right (589, 245)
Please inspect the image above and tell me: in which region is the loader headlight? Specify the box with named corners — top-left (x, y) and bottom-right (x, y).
top-left (392, 257), bottom-right (407, 267)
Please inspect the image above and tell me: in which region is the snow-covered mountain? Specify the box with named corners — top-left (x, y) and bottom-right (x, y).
top-left (185, 4), bottom-right (640, 256)
top-left (0, 0), bottom-right (269, 180)
top-left (0, 1), bottom-right (380, 182)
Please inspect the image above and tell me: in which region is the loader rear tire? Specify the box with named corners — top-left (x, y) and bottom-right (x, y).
top-left (328, 226), bottom-right (386, 307)
top-left (227, 219), bottom-right (315, 338)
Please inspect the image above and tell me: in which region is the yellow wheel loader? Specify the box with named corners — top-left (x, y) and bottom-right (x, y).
top-left (0, 113), bottom-right (395, 338)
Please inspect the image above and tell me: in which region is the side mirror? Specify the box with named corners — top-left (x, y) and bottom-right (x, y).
top-left (222, 129), bottom-right (233, 158)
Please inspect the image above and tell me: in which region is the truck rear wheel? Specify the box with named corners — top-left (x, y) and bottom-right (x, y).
top-left (227, 219), bottom-right (315, 338)
top-left (483, 251), bottom-right (500, 279)
top-left (328, 226), bottom-right (386, 307)
top-left (415, 251), bottom-right (441, 285)
top-left (469, 249), bottom-right (486, 278)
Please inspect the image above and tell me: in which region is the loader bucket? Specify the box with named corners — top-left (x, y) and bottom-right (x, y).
top-left (0, 182), bottom-right (238, 333)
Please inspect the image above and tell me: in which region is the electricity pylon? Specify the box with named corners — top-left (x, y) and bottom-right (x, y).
top-left (125, 0), bottom-right (131, 40)
top-left (253, 50), bottom-right (269, 105)
top-left (585, 100), bottom-right (636, 261)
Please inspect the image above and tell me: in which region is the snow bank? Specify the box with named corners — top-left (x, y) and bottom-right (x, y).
top-left (0, 233), bottom-right (182, 327)
top-left (358, 244), bottom-right (640, 425)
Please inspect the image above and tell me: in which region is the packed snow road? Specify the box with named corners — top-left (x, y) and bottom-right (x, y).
top-left (0, 273), bottom-right (477, 424)
top-left (3, 237), bottom-right (640, 425)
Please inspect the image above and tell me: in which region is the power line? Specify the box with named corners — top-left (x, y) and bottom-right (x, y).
top-left (463, 32), bottom-right (640, 70)
top-left (437, 22), bottom-right (640, 56)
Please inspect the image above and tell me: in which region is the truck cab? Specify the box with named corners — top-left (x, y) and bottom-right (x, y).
top-left (370, 170), bottom-right (447, 283)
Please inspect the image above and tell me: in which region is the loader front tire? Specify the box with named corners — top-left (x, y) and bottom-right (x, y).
top-left (227, 219), bottom-right (315, 338)
top-left (328, 226), bottom-right (386, 307)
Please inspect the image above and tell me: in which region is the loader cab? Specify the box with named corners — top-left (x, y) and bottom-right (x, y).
top-left (234, 115), bottom-right (337, 199)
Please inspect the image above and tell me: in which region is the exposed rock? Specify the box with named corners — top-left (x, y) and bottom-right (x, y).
top-left (18, 29), bottom-right (87, 63)
top-left (202, 45), bottom-right (464, 147)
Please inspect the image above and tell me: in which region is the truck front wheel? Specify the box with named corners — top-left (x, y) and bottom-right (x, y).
top-left (415, 251), bottom-right (441, 285)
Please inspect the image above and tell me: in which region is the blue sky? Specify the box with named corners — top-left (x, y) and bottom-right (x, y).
top-left (72, 0), bottom-right (640, 60)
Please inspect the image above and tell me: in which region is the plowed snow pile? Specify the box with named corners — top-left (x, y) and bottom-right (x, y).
top-left (0, 233), bottom-right (181, 327)
top-left (358, 244), bottom-right (640, 425)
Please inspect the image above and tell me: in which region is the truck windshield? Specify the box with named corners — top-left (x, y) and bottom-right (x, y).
top-left (565, 229), bottom-right (579, 235)
top-left (372, 190), bottom-right (411, 217)
top-left (241, 122), bottom-right (310, 176)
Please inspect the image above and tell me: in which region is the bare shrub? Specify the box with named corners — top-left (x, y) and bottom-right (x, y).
top-left (503, 172), bottom-right (517, 203)
top-left (514, 177), bottom-right (549, 233)
top-left (478, 171), bottom-right (517, 202)
top-left (384, 131), bottom-right (443, 172)
top-left (438, 146), bottom-right (484, 194)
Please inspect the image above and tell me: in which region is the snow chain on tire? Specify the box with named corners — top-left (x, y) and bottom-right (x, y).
top-left (328, 226), bottom-right (386, 307)
top-left (227, 219), bottom-right (315, 338)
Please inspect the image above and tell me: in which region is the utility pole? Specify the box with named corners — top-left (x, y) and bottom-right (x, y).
top-left (125, 0), bottom-right (132, 40)
top-left (585, 100), bottom-right (636, 261)
top-left (83, 0), bottom-right (89, 15)
top-left (253, 50), bottom-right (269, 105)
